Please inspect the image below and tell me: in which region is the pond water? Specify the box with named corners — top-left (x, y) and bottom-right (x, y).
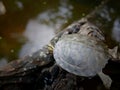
top-left (0, 0), bottom-right (120, 66)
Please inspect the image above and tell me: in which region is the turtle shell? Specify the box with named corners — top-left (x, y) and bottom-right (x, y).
top-left (53, 34), bottom-right (110, 77)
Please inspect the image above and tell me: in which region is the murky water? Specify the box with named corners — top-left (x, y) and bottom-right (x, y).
top-left (0, 0), bottom-right (120, 65)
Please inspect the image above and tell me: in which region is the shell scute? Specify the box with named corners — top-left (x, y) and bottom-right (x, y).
top-left (54, 34), bottom-right (109, 77)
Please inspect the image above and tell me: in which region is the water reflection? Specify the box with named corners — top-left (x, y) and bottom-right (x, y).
top-left (0, 1), bottom-right (6, 15)
top-left (19, 20), bottom-right (55, 57)
top-left (0, 58), bottom-right (8, 68)
top-left (37, 0), bottom-right (73, 30)
top-left (15, 1), bottom-right (23, 10)
top-left (112, 18), bottom-right (120, 42)
top-left (99, 6), bottom-right (113, 22)
top-left (19, 0), bottom-right (73, 57)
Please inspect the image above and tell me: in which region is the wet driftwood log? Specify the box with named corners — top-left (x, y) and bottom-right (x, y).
top-left (0, 49), bottom-right (120, 90)
top-left (0, 0), bottom-right (120, 90)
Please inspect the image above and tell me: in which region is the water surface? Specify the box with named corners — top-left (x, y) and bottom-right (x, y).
top-left (0, 0), bottom-right (120, 65)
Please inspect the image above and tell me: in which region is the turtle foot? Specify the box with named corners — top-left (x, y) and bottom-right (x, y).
top-left (98, 72), bottom-right (112, 89)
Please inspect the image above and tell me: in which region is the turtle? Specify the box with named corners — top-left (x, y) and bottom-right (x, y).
top-left (0, 18), bottom-right (119, 89)
top-left (53, 34), bottom-right (111, 89)
top-left (48, 18), bottom-right (120, 89)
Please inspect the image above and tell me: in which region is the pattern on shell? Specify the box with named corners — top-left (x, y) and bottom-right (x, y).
top-left (53, 34), bottom-right (110, 77)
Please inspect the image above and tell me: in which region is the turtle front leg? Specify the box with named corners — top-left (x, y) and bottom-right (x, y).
top-left (98, 71), bottom-right (112, 89)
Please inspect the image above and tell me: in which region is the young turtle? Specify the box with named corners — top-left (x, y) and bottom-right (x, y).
top-left (51, 19), bottom-right (115, 89)
top-left (53, 34), bottom-right (112, 89)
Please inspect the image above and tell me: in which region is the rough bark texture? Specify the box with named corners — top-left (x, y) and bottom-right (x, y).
top-left (0, 56), bottom-right (120, 90)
